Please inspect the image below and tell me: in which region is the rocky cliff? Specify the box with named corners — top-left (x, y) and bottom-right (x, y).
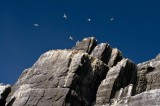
top-left (1, 37), bottom-right (160, 106)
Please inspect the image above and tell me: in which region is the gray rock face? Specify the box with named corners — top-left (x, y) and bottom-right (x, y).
top-left (90, 44), bottom-right (122, 66)
top-left (95, 59), bottom-right (136, 106)
top-left (1, 37), bottom-right (160, 106)
top-left (91, 43), bottom-right (112, 64)
top-left (6, 37), bottom-right (109, 106)
top-left (0, 84), bottom-right (11, 106)
top-left (136, 54), bottom-right (160, 94)
top-left (128, 89), bottom-right (160, 106)
top-left (73, 37), bottom-right (97, 54)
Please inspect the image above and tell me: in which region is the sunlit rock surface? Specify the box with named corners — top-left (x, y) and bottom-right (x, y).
top-left (1, 37), bottom-right (160, 106)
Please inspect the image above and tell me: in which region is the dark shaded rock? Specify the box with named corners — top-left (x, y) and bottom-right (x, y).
top-left (95, 59), bottom-right (137, 105)
top-left (91, 43), bottom-right (112, 64)
top-left (0, 84), bottom-right (11, 106)
top-left (66, 55), bottom-right (109, 106)
top-left (108, 48), bottom-right (123, 67)
top-left (91, 44), bottom-right (122, 67)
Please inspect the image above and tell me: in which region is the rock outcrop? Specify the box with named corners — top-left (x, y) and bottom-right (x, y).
top-left (0, 84), bottom-right (11, 106)
top-left (1, 37), bottom-right (160, 106)
top-left (136, 54), bottom-right (160, 94)
top-left (95, 58), bottom-right (136, 106)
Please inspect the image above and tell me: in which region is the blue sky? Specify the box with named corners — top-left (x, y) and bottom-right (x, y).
top-left (0, 0), bottom-right (160, 84)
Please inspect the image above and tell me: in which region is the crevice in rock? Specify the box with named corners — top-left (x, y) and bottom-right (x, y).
top-left (109, 60), bottom-right (137, 102)
top-left (146, 66), bottom-right (155, 74)
top-left (0, 84), bottom-right (11, 106)
top-left (87, 38), bottom-right (97, 54)
top-left (35, 90), bottom-right (45, 106)
top-left (6, 96), bottom-right (16, 106)
top-left (91, 43), bottom-right (112, 65)
top-left (65, 54), bottom-right (109, 106)
top-left (108, 48), bottom-right (123, 67)
top-left (135, 67), bottom-right (149, 94)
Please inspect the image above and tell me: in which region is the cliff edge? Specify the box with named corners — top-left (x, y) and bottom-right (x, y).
top-left (1, 37), bottom-right (160, 106)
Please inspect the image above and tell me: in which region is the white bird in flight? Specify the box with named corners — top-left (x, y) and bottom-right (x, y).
top-left (33, 23), bottom-right (39, 27)
top-left (63, 13), bottom-right (67, 19)
top-left (87, 18), bottom-right (91, 22)
top-left (69, 36), bottom-right (73, 40)
top-left (110, 17), bottom-right (114, 21)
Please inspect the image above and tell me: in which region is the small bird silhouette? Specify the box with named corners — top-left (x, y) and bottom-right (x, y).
top-left (87, 18), bottom-right (91, 22)
top-left (33, 23), bottom-right (39, 27)
top-left (63, 13), bottom-right (67, 19)
top-left (110, 17), bottom-right (114, 21)
top-left (69, 36), bottom-right (73, 40)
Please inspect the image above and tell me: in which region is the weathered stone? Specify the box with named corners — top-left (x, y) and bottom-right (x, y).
top-left (95, 59), bottom-right (136, 105)
top-left (113, 89), bottom-right (160, 106)
top-left (65, 54), bottom-right (109, 106)
top-left (136, 54), bottom-right (160, 94)
top-left (91, 43), bottom-right (112, 64)
top-left (128, 89), bottom-right (160, 106)
top-left (6, 49), bottom-right (109, 106)
top-left (107, 54), bottom-right (160, 106)
top-left (0, 84), bottom-right (11, 106)
top-left (73, 37), bottom-right (97, 54)
top-left (1, 37), bottom-right (160, 106)
top-left (108, 48), bottom-right (122, 67)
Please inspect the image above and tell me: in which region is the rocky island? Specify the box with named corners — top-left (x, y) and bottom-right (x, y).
top-left (1, 37), bottom-right (160, 106)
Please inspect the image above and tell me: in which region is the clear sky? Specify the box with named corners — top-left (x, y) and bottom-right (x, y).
top-left (0, 0), bottom-right (160, 84)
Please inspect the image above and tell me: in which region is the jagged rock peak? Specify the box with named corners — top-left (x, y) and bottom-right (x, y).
top-left (73, 37), bottom-right (97, 54)
top-left (5, 46), bottom-right (110, 106)
top-left (1, 37), bottom-right (160, 106)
